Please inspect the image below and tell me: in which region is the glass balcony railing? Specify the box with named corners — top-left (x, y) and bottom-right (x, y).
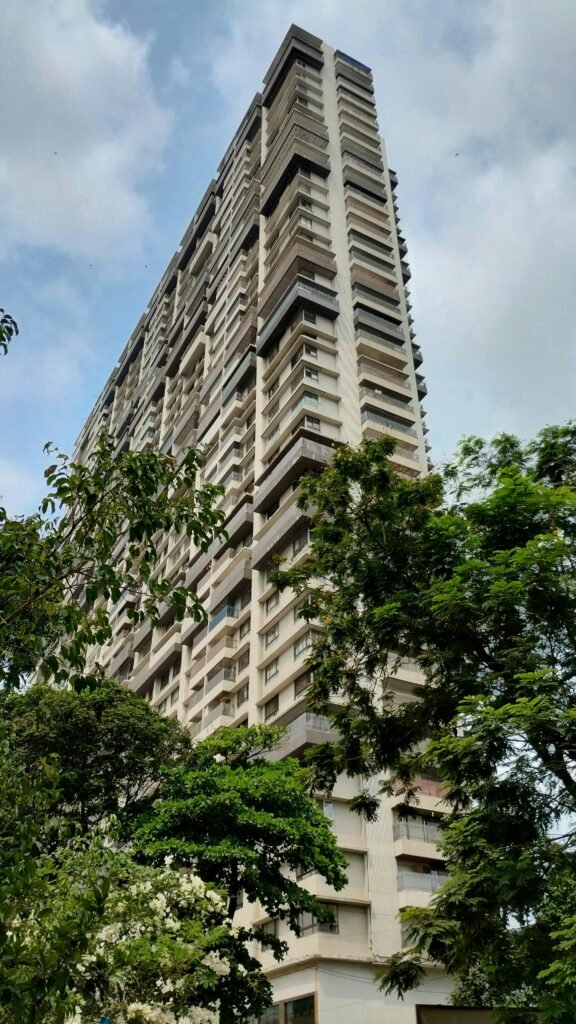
top-left (361, 408), bottom-right (417, 437)
top-left (397, 870), bottom-right (448, 892)
top-left (204, 700), bottom-right (235, 726)
top-left (208, 605), bottom-right (239, 631)
top-left (393, 820), bottom-right (442, 845)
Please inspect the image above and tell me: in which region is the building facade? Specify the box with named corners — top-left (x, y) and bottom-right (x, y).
top-left (76, 25), bottom-right (450, 1024)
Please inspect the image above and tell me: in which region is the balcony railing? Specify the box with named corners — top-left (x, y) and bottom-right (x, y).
top-left (359, 386), bottom-right (414, 413)
top-left (204, 700), bottom-right (235, 727)
top-left (208, 605), bottom-right (239, 631)
top-left (361, 408), bottom-right (417, 437)
top-left (393, 820), bottom-right (443, 845)
top-left (205, 666), bottom-right (236, 694)
top-left (285, 712), bottom-right (335, 738)
top-left (397, 870), bottom-right (448, 892)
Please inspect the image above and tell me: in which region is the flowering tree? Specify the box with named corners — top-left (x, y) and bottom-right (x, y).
top-left (0, 802), bottom-right (270, 1024)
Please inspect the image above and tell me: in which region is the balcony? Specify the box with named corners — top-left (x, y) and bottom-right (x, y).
top-left (252, 501), bottom-right (308, 570)
top-left (259, 244), bottom-right (337, 320)
top-left (397, 870), bottom-right (449, 893)
top-left (254, 436), bottom-right (334, 514)
top-left (260, 131), bottom-right (330, 216)
top-left (208, 604), bottom-right (239, 631)
top-left (361, 408), bottom-right (417, 438)
top-left (257, 280), bottom-right (339, 358)
top-left (394, 819), bottom-right (443, 845)
top-left (204, 666), bottom-right (236, 696)
top-left (268, 712), bottom-right (338, 760)
top-left (221, 350), bottom-right (257, 404)
top-left (209, 556), bottom-right (252, 611)
top-left (204, 700), bottom-right (235, 728)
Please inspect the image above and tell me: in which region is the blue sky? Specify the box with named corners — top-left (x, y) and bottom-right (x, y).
top-left (1, 0), bottom-right (575, 513)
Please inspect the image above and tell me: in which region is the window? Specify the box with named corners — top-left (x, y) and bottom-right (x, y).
top-left (170, 687), bottom-right (180, 706)
top-left (300, 199), bottom-right (312, 210)
top-left (292, 529), bottom-right (310, 557)
top-left (299, 216), bottom-right (313, 228)
top-left (305, 367), bottom-right (318, 382)
top-left (305, 343), bottom-right (318, 358)
top-left (265, 623), bottom-right (279, 647)
top-left (286, 996), bottom-right (315, 1024)
top-left (261, 918), bottom-right (278, 938)
top-left (321, 799), bottom-right (335, 820)
top-left (267, 401), bottom-right (279, 423)
top-left (264, 659), bottom-right (279, 684)
top-left (238, 650), bottom-right (250, 672)
top-left (294, 632), bottom-right (314, 658)
top-left (258, 1006), bottom-right (281, 1024)
top-left (299, 903), bottom-right (338, 935)
top-left (266, 591), bottom-right (279, 613)
top-left (302, 310), bottom-right (316, 324)
top-left (305, 416), bottom-right (320, 432)
top-left (237, 683), bottom-right (249, 707)
top-left (267, 380), bottom-right (279, 400)
top-left (293, 600), bottom-right (309, 622)
top-left (239, 617), bottom-right (251, 639)
top-left (158, 698), bottom-right (168, 714)
top-left (294, 671), bottom-right (311, 698)
top-left (264, 694), bottom-right (279, 720)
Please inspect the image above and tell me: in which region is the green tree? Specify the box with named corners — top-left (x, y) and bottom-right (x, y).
top-left (134, 726), bottom-right (348, 952)
top-left (274, 426), bottom-right (576, 1021)
top-left (3, 681), bottom-right (189, 832)
top-left (0, 740), bottom-right (267, 1024)
top-left (0, 433), bottom-right (224, 689)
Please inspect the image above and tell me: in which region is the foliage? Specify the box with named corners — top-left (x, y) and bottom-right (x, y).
top-left (0, 308), bottom-right (18, 356)
top-left (133, 725), bottom-right (348, 952)
top-left (0, 433), bottom-right (225, 688)
top-left (0, 748), bottom-right (267, 1024)
top-left (273, 425), bottom-right (576, 1020)
top-left (2, 680), bottom-right (189, 831)
top-left (0, 731), bottom-right (111, 1024)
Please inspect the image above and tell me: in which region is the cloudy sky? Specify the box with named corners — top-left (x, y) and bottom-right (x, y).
top-left (1, 0), bottom-right (575, 512)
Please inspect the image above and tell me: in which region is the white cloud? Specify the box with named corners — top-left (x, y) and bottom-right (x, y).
top-left (205, 0), bottom-right (576, 455)
top-left (0, 0), bottom-right (172, 268)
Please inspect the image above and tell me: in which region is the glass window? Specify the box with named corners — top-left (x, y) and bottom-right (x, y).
top-left (294, 672), bottom-right (311, 698)
top-left (286, 996), bottom-right (315, 1024)
top-left (265, 623), bottom-right (279, 647)
top-left (305, 416), bottom-right (321, 432)
top-left (321, 800), bottom-right (334, 820)
top-left (264, 694), bottom-right (279, 720)
top-left (237, 683), bottom-right (249, 707)
top-left (239, 618), bottom-right (251, 639)
top-left (292, 529), bottom-right (310, 557)
top-left (264, 659), bottom-right (279, 683)
top-left (294, 632), bottom-right (313, 658)
top-left (266, 591), bottom-right (280, 613)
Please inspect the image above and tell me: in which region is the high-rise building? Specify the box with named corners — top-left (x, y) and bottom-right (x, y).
top-left (76, 25), bottom-right (450, 1024)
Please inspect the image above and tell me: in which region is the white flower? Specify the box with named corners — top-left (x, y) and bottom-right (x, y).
top-left (201, 951), bottom-right (231, 977)
top-left (164, 854), bottom-right (175, 867)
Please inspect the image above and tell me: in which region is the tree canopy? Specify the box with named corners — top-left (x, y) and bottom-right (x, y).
top-left (3, 681), bottom-right (189, 831)
top-left (0, 433), bottom-right (225, 689)
top-left (275, 424), bottom-right (576, 1021)
top-left (134, 725), bottom-right (348, 951)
